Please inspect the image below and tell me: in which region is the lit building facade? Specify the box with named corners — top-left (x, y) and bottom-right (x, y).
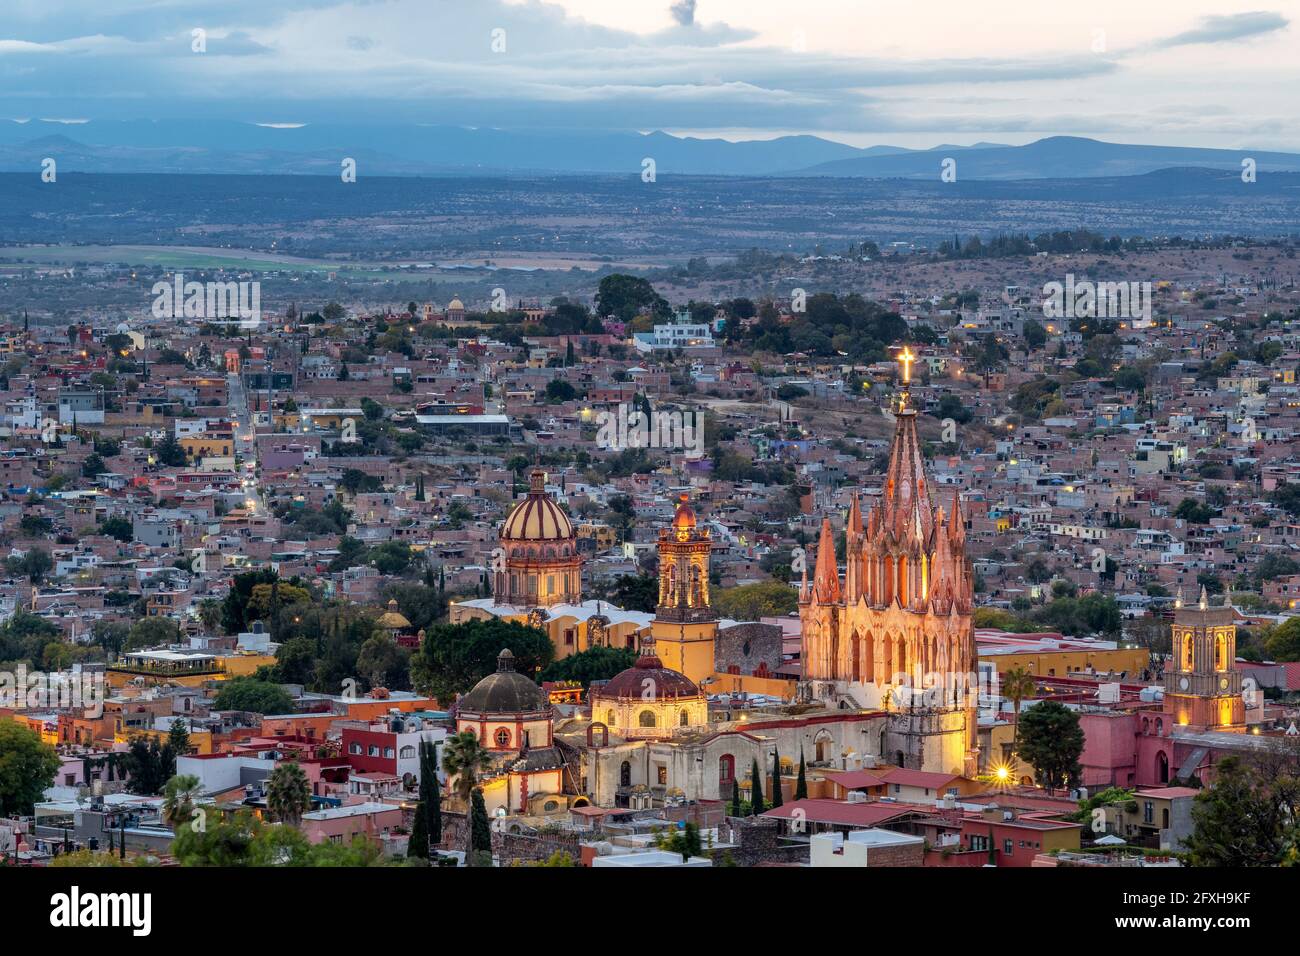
top-left (1164, 588), bottom-right (1244, 731)
top-left (799, 349), bottom-right (979, 776)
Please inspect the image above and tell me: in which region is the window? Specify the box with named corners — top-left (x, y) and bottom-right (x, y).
top-left (494, 728), bottom-right (511, 748)
top-left (1003, 840), bottom-right (1014, 856)
top-left (970, 835), bottom-right (989, 851)
top-left (384, 747), bottom-right (395, 758)
top-left (399, 745), bottom-right (416, 759)
top-left (638, 710), bottom-right (656, 728)
top-left (368, 745), bottom-right (380, 757)
top-left (679, 709), bottom-right (690, 726)
top-left (350, 742), bottom-right (362, 755)
top-left (657, 766), bottom-right (668, 785)
top-left (1143, 801), bottom-right (1154, 824)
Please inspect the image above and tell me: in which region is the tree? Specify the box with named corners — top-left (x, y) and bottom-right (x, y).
top-left (770, 748), bottom-right (784, 808)
top-left (127, 616), bottom-right (181, 650)
top-left (538, 645), bottom-right (635, 687)
top-left (749, 757), bottom-right (765, 815)
top-left (420, 740), bottom-right (442, 846)
top-left (659, 821), bottom-right (702, 862)
top-left (795, 750), bottom-right (808, 801)
top-left (1184, 756), bottom-right (1289, 866)
top-left (167, 718), bottom-right (192, 756)
top-left (212, 677), bottom-right (294, 715)
top-left (731, 778), bottom-right (742, 816)
top-left (1000, 666), bottom-right (1037, 762)
top-left (595, 274), bottom-right (668, 322)
top-left (408, 799), bottom-right (430, 860)
top-left (712, 581), bottom-right (798, 620)
top-left (196, 598), bottom-right (223, 635)
top-left (266, 761), bottom-right (311, 826)
top-left (154, 434), bottom-right (188, 467)
top-left (161, 774), bottom-right (202, 829)
top-left (469, 789), bottom-right (492, 866)
top-left (442, 730), bottom-right (492, 805)
top-left (1016, 700), bottom-right (1084, 792)
top-left (99, 516), bottom-right (133, 542)
top-left (411, 619), bottom-right (552, 702)
top-left (121, 738), bottom-right (175, 796)
top-left (355, 632), bottom-right (408, 690)
top-left (0, 722), bottom-right (60, 815)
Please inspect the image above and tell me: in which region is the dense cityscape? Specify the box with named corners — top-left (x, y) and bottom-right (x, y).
top-left (0, 0), bottom-right (1295, 936)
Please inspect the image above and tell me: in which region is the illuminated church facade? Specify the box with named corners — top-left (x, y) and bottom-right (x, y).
top-left (799, 349), bottom-right (980, 777)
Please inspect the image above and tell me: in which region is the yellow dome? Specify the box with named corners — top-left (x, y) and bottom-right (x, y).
top-left (376, 598), bottom-right (412, 630)
top-left (501, 468), bottom-right (574, 541)
top-left (448, 297), bottom-right (465, 311)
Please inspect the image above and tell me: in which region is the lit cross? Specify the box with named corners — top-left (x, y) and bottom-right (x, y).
top-left (898, 346), bottom-right (916, 385)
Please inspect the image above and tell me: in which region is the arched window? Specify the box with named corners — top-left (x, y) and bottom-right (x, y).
top-left (619, 761), bottom-right (632, 787)
top-left (679, 709), bottom-right (690, 726)
top-left (606, 710), bottom-right (616, 727)
top-left (1157, 750), bottom-right (1169, 784)
top-left (638, 710), bottom-right (657, 728)
top-left (494, 728), bottom-right (511, 748)
top-left (399, 745), bottom-right (416, 759)
top-left (718, 754), bottom-right (735, 784)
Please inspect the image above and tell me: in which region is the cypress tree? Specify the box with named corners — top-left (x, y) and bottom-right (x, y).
top-left (731, 777), bottom-right (742, 816)
top-left (428, 742), bottom-right (442, 844)
top-left (119, 817), bottom-right (126, 860)
top-left (795, 750), bottom-right (808, 801)
top-left (470, 788), bottom-right (492, 865)
top-left (408, 800), bottom-right (430, 859)
top-left (770, 748), bottom-right (784, 808)
top-left (749, 758), bottom-right (764, 815)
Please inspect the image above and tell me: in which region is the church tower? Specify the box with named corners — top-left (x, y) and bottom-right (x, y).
top-left (1164, 588), bottom-right (1244, 731)
top-left (651, 495), bottom-right (719, 685)
top-left (799, 347), bottom-right (979, 776)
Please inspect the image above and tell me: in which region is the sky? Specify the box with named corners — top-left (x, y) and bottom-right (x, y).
top-left (0, 0), bottom-right (1296, 149)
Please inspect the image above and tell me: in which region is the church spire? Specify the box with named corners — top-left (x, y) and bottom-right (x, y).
top-left (847, 492), bottom-right (863, 536)
top-left (812, 518), bottom-right (841, 604)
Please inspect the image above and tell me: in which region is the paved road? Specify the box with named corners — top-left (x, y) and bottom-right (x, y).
top-left (227, 371), bottom-right (265, 513)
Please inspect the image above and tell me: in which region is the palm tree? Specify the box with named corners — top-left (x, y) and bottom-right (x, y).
top-left (442, 730), bottom-right (494, 859)
top-left (1001, 666), bottom-right (1037, 769)
top-left (266, 761), bottom-right (311, 827)
top-left (196, 599), bottom-right (222, 635)
top-left (161, 774), bottom-right (202, 829)
top-left (441, 730), bottom-right (492, 804)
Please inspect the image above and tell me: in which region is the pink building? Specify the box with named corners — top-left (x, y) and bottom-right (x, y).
top-left (299, 802), bottom-right (404, 846)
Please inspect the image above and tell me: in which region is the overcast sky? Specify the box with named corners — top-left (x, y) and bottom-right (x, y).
top-left (1, 0), bottom-right (1295, 149)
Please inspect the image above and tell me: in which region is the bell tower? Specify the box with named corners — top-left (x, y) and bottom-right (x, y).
top-left (651, 494), bottom-right (718, 685)
top-left (1164, 588), bottom-right (1244, 731)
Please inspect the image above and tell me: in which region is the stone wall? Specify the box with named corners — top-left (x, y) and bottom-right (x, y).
top-left (715, 622), bottom-right (783, 676)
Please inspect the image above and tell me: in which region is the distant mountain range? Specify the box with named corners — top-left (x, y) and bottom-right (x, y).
top-left (0, 120), bottom-right (1297, 179)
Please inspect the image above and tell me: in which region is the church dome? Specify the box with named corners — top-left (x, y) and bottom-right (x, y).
top-left (593, 647), bottom-right (701, 702)
top-left (501, 468), bottom-right (574, 541)
top-left (459, 649), bottom-right (549, 714)
top-left (376, 598), bottom-right (412, 630)
top-left (447, 297), bottom-right (465, 311)
top-left (671, 493), bottom-right (697, 533)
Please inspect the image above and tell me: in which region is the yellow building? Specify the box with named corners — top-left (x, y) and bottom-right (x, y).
top-left (180, 433), bottom-right (234, 461)
top-left (651, 496), bottom-right (719, 686)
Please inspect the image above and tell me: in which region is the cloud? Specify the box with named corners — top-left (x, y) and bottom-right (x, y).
top-left (1153, 11), bottom-right (1289, 49)
top-left (669, 0), bottom-right (696, 27)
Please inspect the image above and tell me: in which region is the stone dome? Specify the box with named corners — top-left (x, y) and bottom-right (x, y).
top-left (459, 649), bottom-right (549, 715)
